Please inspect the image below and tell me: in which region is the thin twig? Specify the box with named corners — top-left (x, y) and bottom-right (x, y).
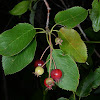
top-left (77, 24), bottom-right (89, 41)
top-left (50, 0), bottom-right (65, 10)
top-left (77, 24), bottom-right (100, 58)
top-left (60, 0), bottom-right (67, 9)
top-left (94, 49), bottom-right (100, 58)
top-left (4, 16), bottom-right (14, 31)
top-left (44, 0), bottom-right (51, 29)
top-left (40, 45), bottom-right (50, 60)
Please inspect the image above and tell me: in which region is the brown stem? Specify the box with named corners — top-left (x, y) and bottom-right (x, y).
top-left (77, 24), bottom-right (89, 41)
top-left (44, 0), bottom-right (51, 29)
top-left (40, 45), bottom-right (50, 60)
top-left (77, 24), bottom-right (100, 58)
top-left (49, 34), bottom-right (53, 78)
top-left (43, 0), bottom-right (53, 77)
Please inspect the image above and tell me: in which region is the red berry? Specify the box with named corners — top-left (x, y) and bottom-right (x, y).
top-left (34, 60), bottom-right (44, 68)
top-left (44, 78), bottom-right (54, 90)
top-left (51, 69), bottom-right (62, 82)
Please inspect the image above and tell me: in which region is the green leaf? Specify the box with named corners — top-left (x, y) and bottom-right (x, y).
top-left (46, 49), bottom-right (79, 92)
top-left (9, 1), bottom-right (30, 15)
top-left (58, 27), bottom-right (87, 63)
top-left (55, 6), bottom-right (88, 28)
top-left (84, 27), bottom-right (100, 41)
top-left (2, 39), bottom-right (37, 75)
top-left (76, 67), bottom-right (100, 97)
top-left (69, 94), bottom-right (75, 100)
top-left (89, 0), bottom-right (100, 32)
top-left (57, 97), bottom-right (68, 100)
top-left (0, 23), bottom-right (36, 56)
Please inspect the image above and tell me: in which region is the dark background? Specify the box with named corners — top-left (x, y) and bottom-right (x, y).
top-left (0, 0), bottom-right (100, 100)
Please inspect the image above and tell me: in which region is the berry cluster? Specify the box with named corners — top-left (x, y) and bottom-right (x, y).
top-left (44, 69), bottom-right (62, 90)
top-left (33, 59), bottom-right (62, 90)
top-left (33, 60), bottom-right (45, 77)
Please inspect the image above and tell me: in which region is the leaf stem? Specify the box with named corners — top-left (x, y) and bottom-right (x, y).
top-left (73, 92), bottom-right (76, 100)
top-left (52, 30), bottom-right (59, 33)
top-left (85, 41), bottom-right (100, 43)
top-left (50, 24), bottom-right (57, 33)
top-left (79, 97), bottom-right (81, 100)
top-left (34, 28), bottom-right (46, 32)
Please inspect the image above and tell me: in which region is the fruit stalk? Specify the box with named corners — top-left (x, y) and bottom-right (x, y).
top-left (49, 33), bottom-right (53, 78)
top-left (40, 45), bottom-right (50, 60)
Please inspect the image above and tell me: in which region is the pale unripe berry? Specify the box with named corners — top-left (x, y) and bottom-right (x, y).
top-left (35, 66), bottom-right (44, 76)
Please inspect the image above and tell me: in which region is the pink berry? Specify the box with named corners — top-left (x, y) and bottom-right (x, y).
top-left (34, 60), bottom-right (44, 68)
top-left (51, 69), bottom-right (62, 82)
top-left (44, 78), bottom-right (54, 90)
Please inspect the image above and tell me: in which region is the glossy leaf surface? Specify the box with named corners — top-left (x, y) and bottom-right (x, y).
top-left (2, 39), bottom-right (37, 75)
top-left (46, 49), bottom-right (79, 92)
top-left (55, 7), bottom-right (88, 28)
top-left (0, 23), bottom-right (36, 56)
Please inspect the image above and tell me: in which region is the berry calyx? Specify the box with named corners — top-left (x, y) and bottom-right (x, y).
top-left (44, 78), bottom-right (54, 90)
top-left (34, 60), bottom-right (44, 68)
top-left (34, 66), bottom-right (44, 77)
top-left (51, 69), bottom-right (62, 82)
top-left (55, 37), bottom-right (63, 45)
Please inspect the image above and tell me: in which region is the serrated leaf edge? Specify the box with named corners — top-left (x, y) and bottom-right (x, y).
top-left (59, 28), bottom-right (88, 63)
top-left (55, 6), bottom-right (88, 28)
top-left (2, 39), bottom-right (37, 75)
top-left (0, 23), bottom-right (36, 56)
